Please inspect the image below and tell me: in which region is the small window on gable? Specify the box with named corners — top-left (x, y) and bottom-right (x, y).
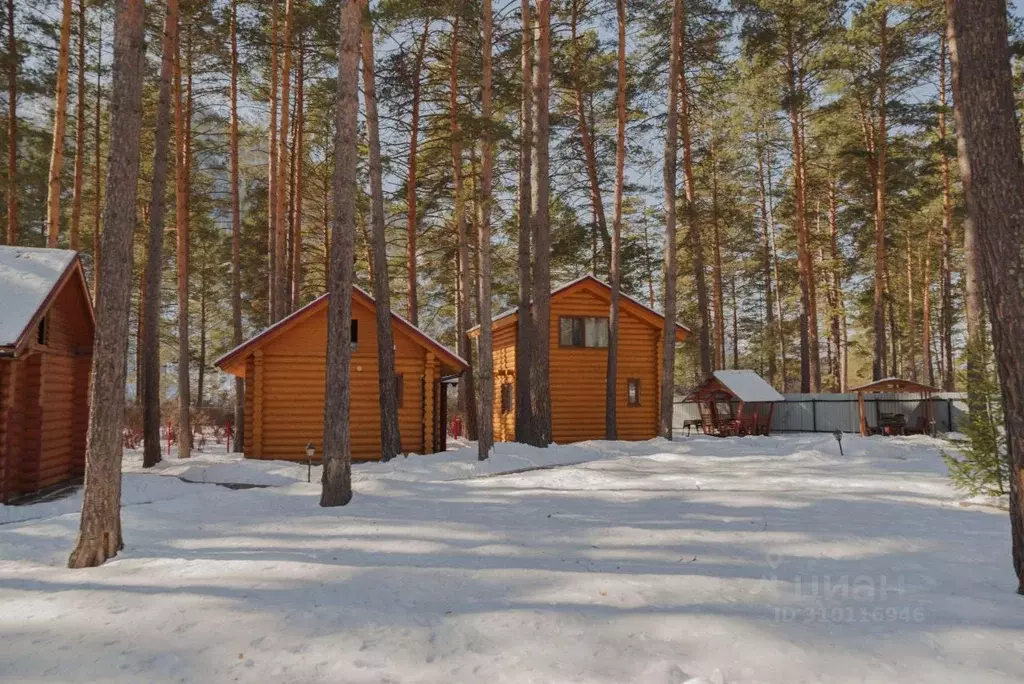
top-left (37, 316), bottom-right (49, 346)
top-left (395, 373), bottom-right (404, 409)
top-left (501, 383), bottom-right (513, 414)
top-left (350, 319), bottom-right (359, 349)
top-left (627, 378), bottom-right (641, 407)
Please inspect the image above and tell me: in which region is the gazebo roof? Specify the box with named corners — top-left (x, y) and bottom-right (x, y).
top-left (849, 377), bottom-right (940, 394)
top-left (685, 370), bottom-right (785, 403)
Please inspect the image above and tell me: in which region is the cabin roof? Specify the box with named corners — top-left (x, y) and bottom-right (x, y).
top-left (849, 377), bottom-right (940, 395)
top-left (214, 285), bottom-right (469, 377)
top-left (687, 370), bottom-right (785, 403)
top-left (467, 274), bottom-right (692, 341)
top-left (0, 247), bottom-right (92, 357)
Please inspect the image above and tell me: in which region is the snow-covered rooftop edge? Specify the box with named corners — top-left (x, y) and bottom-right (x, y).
top-left (0, 247), bottom-right (78, 349)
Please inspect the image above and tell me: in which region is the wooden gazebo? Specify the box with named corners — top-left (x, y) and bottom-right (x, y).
top-left (850, 377), bottom-right (939, 436)
top-left (684, 370), bottom-right (785, 437)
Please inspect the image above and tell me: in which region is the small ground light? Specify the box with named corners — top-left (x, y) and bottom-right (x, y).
top-left (306, 442), bottom-right (315, 483)
top-left (833, 429), bottom-right (844, 456)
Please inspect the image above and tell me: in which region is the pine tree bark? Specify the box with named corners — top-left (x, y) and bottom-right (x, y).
top-left (516, 0), bottom-right (535, 444)
top-left (531, 0), bottom-right (553, 445)
top-left (142, 0), bottom-right (178, 469)
top-left (449, 14), bottom-right (477, 442)
top-left (756, 133), bottom-right (777, 387)
top-left (477, 0), bottom-right (495, 459)
top-left (405, 20), bottom-right (429, 326)
top-left (230, 0), bottom-right (244, 452)
top-left (569, 0), bottom-right (610, 273)
top-left (710, 130), bottom-right (725, 370)
top-left (938, 29), bottom-right (955, 391)
top-left (872, 9), bottom-right (890, 382)
top-left (785, 29), bottom-right (819, 392)
top-left (67, 0), bottom-right (145, 569)
top-left (605, 0), bottom-right (626, 439)
top-left (4, 0), bottom-right (16, 245)
top-left (361, 4), bottom-right (401, 461)
top-left (827, 178), bottom-right (848, 392)
top-left (267, 1), bottom-right (279, 323)
top-left (321, 0), bottom-right (361, 508)
top-left (291, 37), bottom-right (304, 311)
top-left (679, 2), bottom-right (710, 377)
top-left (69, 0), bottom-right (86, 251)
top-left (660, 0), bottom-right (683, 438)
top-left (946, 0), bottom-right (1024, 594)
top-left (275, 0), bottom-right (292, 320)
top-left (92, 24), bottom-right (101, 297)
top-left (173, 19), bottom-right (190, 460)
top-left (46, 0), bottom-right (73, 248)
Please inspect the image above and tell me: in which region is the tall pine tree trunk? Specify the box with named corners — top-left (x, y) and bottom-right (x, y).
top-left (606, 0), bottom-right (626, 439)
top-left (291, 37), bottom-right (304, 310)
top-left (756, 134), bottom-right (777, 387)
top-left (570, 0), bottom-right (610, 273)
top-left (92, 23), bottom-right (101, 297)
top-left (275, 0), bottom-right (292, 319)
top-left (142, 0), bottom-right (178, 469)
top-left (938, 29), bottom-right (955, 391)
top-left (477, 0), bottom-right (495, 459)
top-left (67, 0), bottom-right (145, 570)
top-left (46, 0), bottom-right (72, 248)
top-left (173, 19), bottom-right (190, 460)
top-left (710, 130), bottom-right (725, 370)
top-left (531, 0), bottom-right (553, 445)
top-left (679, 1), bottom-right (710, 377)
top-left (516, 0), bottom-right (535, 444)
top-left (828, 178), bottom-right (848, 392)
top-left (946, 0), bottom-right (1024, 594)
top-left (361, 3), bottom-right (401, 461)
top-left (321, 0), bottom-right (361, 508)
top-left (267, 1), bottom-right (279, 323)
top-left (230, 0), bottom-right (243, 452)
top-left (873, 10), bottom-right (890, 382)
top-left (660, 0), bottom-right (683, 438)
top-left (406, 20), bottom-right (429, 325)
top-left (786, 31), bottom-right (819, 392)
top-left (4, 0), bottom-right (16, 245)
top-left (69, 0), bottom-right (86, 251)
top-left (450, 14), bottom-right (477, 443)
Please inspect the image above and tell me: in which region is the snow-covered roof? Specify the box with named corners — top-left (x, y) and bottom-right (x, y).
top-left (0, 247), bottom-right (78, 349)
top-left (711, 370), bottom-right (785, 403)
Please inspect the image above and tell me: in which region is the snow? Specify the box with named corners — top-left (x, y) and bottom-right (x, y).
top-left (0, 246), bottom-right (77, 348)
top-left (711, 369), bottom-right (785, 403)
top-left (3, 434), bottom-right (1023, 683)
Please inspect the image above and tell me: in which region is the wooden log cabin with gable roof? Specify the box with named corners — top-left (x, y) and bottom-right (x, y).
top-left (0, 247), bottom-right (94, 503)
top-left (216, 287), bottom-right (467, 462)
top-left (470, 275), bottom-right (691, 444)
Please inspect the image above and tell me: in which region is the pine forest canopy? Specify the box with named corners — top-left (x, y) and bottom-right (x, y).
top-left (1, 0), bottom-right (1017, 413)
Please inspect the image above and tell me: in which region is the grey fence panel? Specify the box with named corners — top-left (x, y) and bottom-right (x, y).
top-left (673, 392), bottom-right (968, 435)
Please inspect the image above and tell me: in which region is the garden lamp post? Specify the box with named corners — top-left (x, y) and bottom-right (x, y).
top-left (306, 442), bottom-right (315, 483)
top-left (833, 429), bottom-right (844, 457)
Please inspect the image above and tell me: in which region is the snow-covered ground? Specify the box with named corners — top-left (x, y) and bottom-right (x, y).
top-left (1, 434), bottom-right (1022, 683)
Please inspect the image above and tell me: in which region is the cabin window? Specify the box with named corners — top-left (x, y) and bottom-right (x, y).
top-left (350, 319), bottom-right (359, 350)
top-left (37, 316), bottom-right (49, 346)
top-left (627, 378), bottom-right (641, 407)
top-left (500, 383), bottom-right (513, 414)
top-left (395, 373), bottom-right (404, 408)
top-left (558, 316), bottom-right (608, 348)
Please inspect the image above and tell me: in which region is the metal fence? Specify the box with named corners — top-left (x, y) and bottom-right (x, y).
top-left (674, 392), bottom-right (969, 435)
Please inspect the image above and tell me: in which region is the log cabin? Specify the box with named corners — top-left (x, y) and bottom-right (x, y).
top-left (0, 247), bottom-right (94, 503)
top-left (469, 275), bottom-right (691, 444)
top-left (215, 287), bottom-right (467, 462)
